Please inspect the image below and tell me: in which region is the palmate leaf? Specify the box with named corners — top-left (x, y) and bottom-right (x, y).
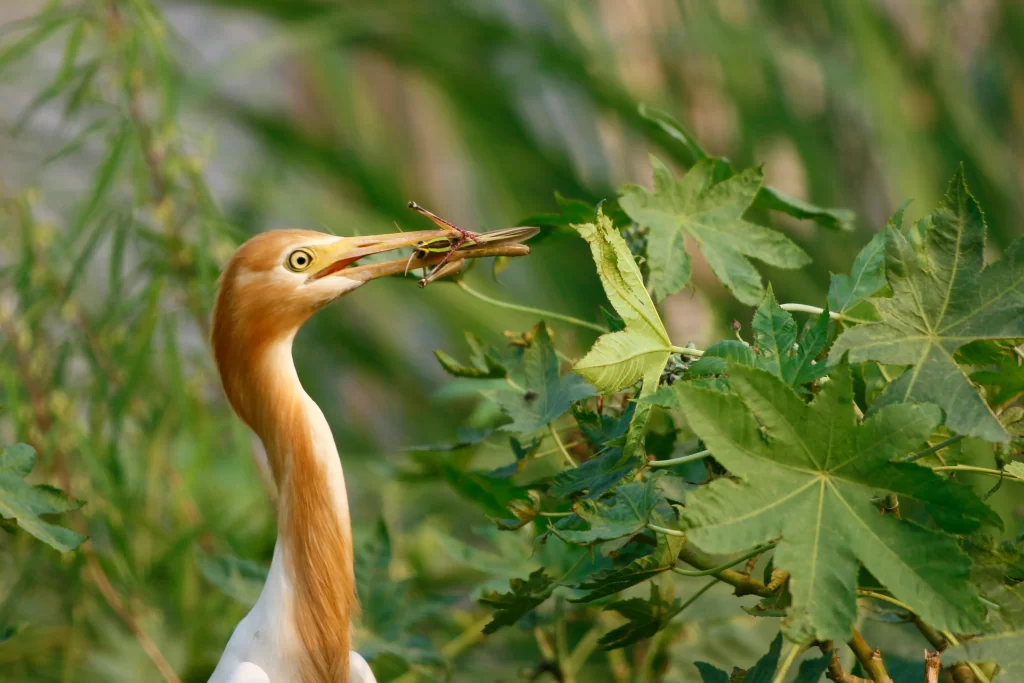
top-left (619, 155), bottom-right (810, 304)
top-left (830, 168), bottom-right (1024, 442)
top-left (0, 443), bottom-right (83, 552)
top-left (942, 630), bottom-right (1024, 678)
top-left (676, 363), bottom-right (997, 642)
top-left (598, 583), bottom-right (683, 650)
top-left (479, 568), bottom-right (556, 634)
top-left (638, 105), bottom-right (855, 232)
top-left (485, 323), bottom-right (595, 434)
top-left (554, 475), bottom-right (671, 545)
top-left (434, 332), bottom-right (507, 379)
top-left (827, 218), bottom-right (890, 320)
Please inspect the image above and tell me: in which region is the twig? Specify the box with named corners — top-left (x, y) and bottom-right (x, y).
top-left (675, 542), bottom-right (779, 597)
top-left (848, 629), bottom-right (893, 683)
top-left (819, 641), bottom-right (871, 683)
top-left (925, 651), bottom-right (941, 683)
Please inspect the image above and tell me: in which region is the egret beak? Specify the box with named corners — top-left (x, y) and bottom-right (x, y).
top-left (306, 229), bottom-right (451, 283)
top-left (308, 226), bottom-right (537, 283)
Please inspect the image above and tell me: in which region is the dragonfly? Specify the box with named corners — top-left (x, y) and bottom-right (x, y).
top-left (405, 201), bottom-right (539, 287)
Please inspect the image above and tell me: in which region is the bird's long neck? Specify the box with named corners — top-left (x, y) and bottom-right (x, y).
top-left (245, 336), bottom-right (355, 683)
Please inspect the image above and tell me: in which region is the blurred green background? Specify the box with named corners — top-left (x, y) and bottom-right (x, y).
top-left (2, 1), bottom-right (1024, 681)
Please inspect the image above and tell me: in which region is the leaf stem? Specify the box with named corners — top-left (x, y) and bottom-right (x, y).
top-left (780, 303), bottom-right (842, 320)
top-left (670, 345), bottom-right (704, 356)
top-left (773, 641), bottom-right (808, 683)
top-left (856, 589), bottom-right (914, 613)
top-left (538, 511), bottom-right (575, 517)
top-left (670, 542), bottom-right (777, 576)
top-left (549, 423), bottom-right (577, 467)
top-left (932, 464), bottom-right (1024, 483)
top-left (900, 434), bottom-right (965, 463)
top-left (456, 280), bottom-right (607, 333)
top-left (675, 543), bottom-right (780, 597)
top-left (648, 449), bottom-right (711, 468)
top-left (646, 522), bottom-right (686, 537)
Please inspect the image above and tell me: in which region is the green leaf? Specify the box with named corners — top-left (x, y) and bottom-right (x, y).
top-left (489, 437), bottom-right (540, 479)
top-left (572, 210), bottom-right (673, 393)
top-left (434, 332), bottom-right (507, 379)
top-left (570, 532), bottom-right (684, 602)
top-left (638, 104), bottom-right (854, 231)
top-left (572, 402), bottom-right (635, 447)
top-left (942, 630), bottom-right (1024, 678)
top-left (479, 568), bottom-right (555, 634)
top-left (440, 464), bottom-right (530, 518)
top-left (619, 156), bottom-right (810, 304)
top-left (752, 288), bottom-right (831, 389)
top-left (0, 443), bottom-right (83, 552)
top-left (485, 323), bottom-right (595, 434)
top-left (676, 363), bottom-right (994, 642)
top-left (549, 448), bottom-right (643, 499)
top-left (828, 228), bottom-right (887, 319)
top-left (742, 632), bottom-right (784, 683)
top-left (792, 654), bottom-right (832, 683)
top-left (694, 662), bottom-right (730, 683)
top-left (830, 168), bottom-right (1024, 442)
top-left (598, 583), bottom-right (683, 650)
top-left (555, 475), bottom-right (670, 544)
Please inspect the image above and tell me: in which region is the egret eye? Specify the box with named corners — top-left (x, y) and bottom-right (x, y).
top-left (286, 248), bottom-right (314, 272)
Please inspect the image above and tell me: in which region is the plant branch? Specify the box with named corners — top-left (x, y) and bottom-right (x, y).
top-left (674, 542), bottom-right (783, 597)
top-left (456, 280), bottom-right (607, 333)
top-left (925, 651), bottom-right (941, 683)
top-left (819, 641), bottom-right (871, 683)
top-left (670, 541), bottom-right (777, 576)
top-left (670, 345), bottom-right (704, 356)
top-left (648, 449), bottom-right (711, 468)
top-left (848, 629), bottom-right (893, 683)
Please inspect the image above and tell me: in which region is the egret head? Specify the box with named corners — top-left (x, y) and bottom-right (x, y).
top-left (211, 227), bottom-right (454, 423)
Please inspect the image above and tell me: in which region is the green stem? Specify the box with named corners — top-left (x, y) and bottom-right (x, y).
top-left (670, 542), bottom-right (777, 577)
top-left (549, 423), bottom-right (577, 467)
top-left (670, 345), bottom-right (704, 356)
top-left (900, 434), bottom-right (965, 463)
top-left (857, 589), bottom-right (914, 613)
top-left (772, 641), bottom-right (807, 683)
top-left (676, 577), bottom-right (719, 614)
top-left (538, 511), bottom-right (574, 517)
top-left (648, 449), bottom-right (711, 468)
top-left (646, 522), bottom-right (686, 537)
top-left (456, 280), bottom-right (607, 333)
top-left (933, 464), bottom-right (1024, 482)
top-left (779, 302), bottom-right (842, 320)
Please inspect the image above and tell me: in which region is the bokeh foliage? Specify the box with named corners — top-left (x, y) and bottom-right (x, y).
top-left (2, 1), bottom-right (1024, 682)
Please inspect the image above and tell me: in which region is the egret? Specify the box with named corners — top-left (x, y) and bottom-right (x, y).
top-left (207, 225), bottom-right (532, 683)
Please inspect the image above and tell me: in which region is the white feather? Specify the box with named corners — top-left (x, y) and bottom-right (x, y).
top-left (224, 662), bottom-right (270, 683)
